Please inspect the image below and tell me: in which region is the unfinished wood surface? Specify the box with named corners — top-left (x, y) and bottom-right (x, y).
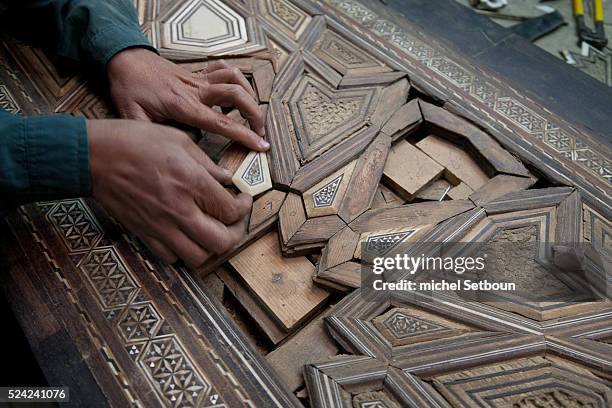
top-left (304, 161), bottom-right (356, 218)
top-left (416, 179), bottom-right (452, 201)
top-left (383, 139), bottom-right (444, 200)
top-left (417, 134), bottom-right (489, 190)
top-left (315, 261), bottom-right (363, 292)
top-left (350, 200), bottom-right (475, 233)
top-left (232, 151), bottom-right (273, 196)
top-left (249, 189), bottom-right (286, 231)
top-left (338, 133), bottom-right (391, 223)
top-left (448, 182), bottom-right (473, 200)
top-left (279, 192), bottom-right (307, 244)
top-left (216, 267), bottom-right (287, 344)
top-left (285, 215), bottom-right (346, 248)
top-left (371, 79), bottom-right (410, 126)
top-left (229, 232), bottom-right (329, 331)
top-left (266, 306), bottom-right (338, 393)
top-left (469, 174), bottom-right (536, 206)
top-left (380, 99), bottom-right (423, 140)
top-left (218, 142), bottom-right (249, 174)
top-left (319, 226), bottom-right (360, 271)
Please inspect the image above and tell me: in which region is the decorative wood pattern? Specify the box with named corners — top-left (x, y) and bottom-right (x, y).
top-left (1, 0), bottom-right (611, 406)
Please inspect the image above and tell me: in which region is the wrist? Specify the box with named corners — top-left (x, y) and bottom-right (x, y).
top-left (107, 47), bottom-right (156, 80)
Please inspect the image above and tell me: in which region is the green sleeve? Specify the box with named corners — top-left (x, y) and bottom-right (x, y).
top-left (3, 0), bottom-right (157, 69)
top-left (0, 109), bottom-right (90, 207)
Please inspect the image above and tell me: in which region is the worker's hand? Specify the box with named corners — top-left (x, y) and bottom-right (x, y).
top-left (87, 119), bottom-right (251, 267)
top-left (106, 48), bottom-right (269, 151)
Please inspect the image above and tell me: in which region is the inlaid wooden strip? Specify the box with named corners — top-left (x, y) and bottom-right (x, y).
top-left (286, 215), bottom-right (346, 248)
top-left (350, 200), bottom-right (475, 233)
top-left (340, 71), bottom-right (407, 89)
top-left (555, 190), bottom-right (582, 244)
top-left (380, 99), bottom-right (423, 141)
top-left (279, 192), bottom-right (307, 244)
top-left (228, 231), bottom-right (329, 331)
top-left (338, 133), bottom-right (392, 223)
top-left (416, 134), bottom-right (489, 191)
top-left (469, 174), bottom-right (536, 206)
top-left (419, 100), bottom-right (530, 177)
top-left (249, 189), bottom-right (286, 232)
top-left (383, 139), bottom-right (444, 200)
top-left (371, 78), bottom-right (410, 126)
top-left (482, 186), bottom-right (575, 214)
top-left (291, 125), bottom-right (379, 192)
top-left (267, 98), bottom-right (299, 186)
top-left (303, 49), bottom-right (343, 88)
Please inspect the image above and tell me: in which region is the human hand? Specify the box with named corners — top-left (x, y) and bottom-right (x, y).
top-left (106, 48), bottom-right (269, 151)
top-left (87, 119), bottom-right (252, 266)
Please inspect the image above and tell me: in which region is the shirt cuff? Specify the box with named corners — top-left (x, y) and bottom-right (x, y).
top-left (24, 115), bottom-right (91, 200)
top-left (84, 25), bottom-right (158, 68)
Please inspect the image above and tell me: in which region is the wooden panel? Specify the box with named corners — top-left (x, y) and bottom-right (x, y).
top-left (417, 134), bottom-right (489, 190)
top-left (229, 232), bottom-right (329, 330)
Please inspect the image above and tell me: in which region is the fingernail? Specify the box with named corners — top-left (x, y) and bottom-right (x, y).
top-left (224, 169), bottom-right (233, 178)
top-left (259, 139), bottom-right (270, 150)
top-left (257, 127), bottom-right (266, 136)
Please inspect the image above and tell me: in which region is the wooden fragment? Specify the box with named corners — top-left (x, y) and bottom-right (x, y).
top-left (315, 262), bottom-right (363, 292)
top-left (286, 215), bottom-right (346, 248)
top-left (232, 151), bottom-right (273, 197)
top-left (416, 179), bottom-right (452, 201)
top-left (340, 71), bottom-right (407, 88)
top-left (371, 79), bottom-right (410, 126)
top-left (338, 133), bottom-right (391, 223)
top-left (319, 226), bottom-right (361, 271)
top-left (216, 267), bottom-right (287, 344)
top-left (383, 140), bottom-right (444, 200)
top-left (291, 125), bottom-right (379, 192)
top-left (303, 50), bottom-right (343, 88)
top-left (448, 182), bottom-right (473, 200)
top-left (469, 174), bottom-right (536, 206)
top-left (252, 61), bottom-right (275, 102)
top-left (249, 190), bottom-right (286, 231)
top-left (267, 99), bottom-right (299, 187)
top-left (229, 232), bottom-right (329, 331)
top-left (350, 200), bottom-right (475, 233)
top-left (419, 100), bottom-right (529, 177)
top-left (267, 306), bottom-right (338, 392)
top-left (417, 134), bottom-right (489, 190)
top-left (482, 187), bottom-right (575, 214)
top-left (218, 142), bottom-right (249, 174)
top-left (279, 193), bottom-right (307, 244)
top-left (555, 190), bottom-right (582, 243)
top-left (304, 161), bottom-right (356, 218)
top-left (381, 99), bottom-right (423, 140)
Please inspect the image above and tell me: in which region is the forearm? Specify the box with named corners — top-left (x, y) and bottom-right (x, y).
top-left (0, 110), bottom-right (90, 208)
top-left (3, 0), bottom-right (155, 69)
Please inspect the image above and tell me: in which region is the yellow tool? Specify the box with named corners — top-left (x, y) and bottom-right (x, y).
top-left (573, 0), bottom-right (608, 49)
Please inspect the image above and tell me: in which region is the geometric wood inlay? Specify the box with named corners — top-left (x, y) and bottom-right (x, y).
top-left (433, 356), bottom-right (612, 408)
top-left (286, 75), bottom-right (378, 163)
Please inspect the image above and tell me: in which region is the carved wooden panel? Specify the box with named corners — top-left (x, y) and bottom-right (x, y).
top-left (1, 0), bottom-right (611, 407)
